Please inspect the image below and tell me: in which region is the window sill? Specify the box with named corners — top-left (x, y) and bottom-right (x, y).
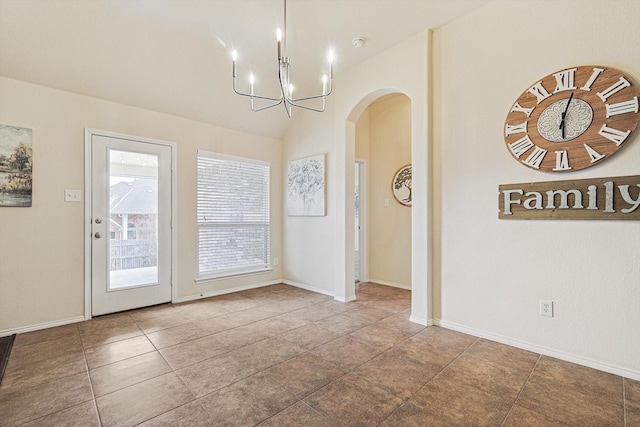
top-left (195, 267), bottom-right (273, 284)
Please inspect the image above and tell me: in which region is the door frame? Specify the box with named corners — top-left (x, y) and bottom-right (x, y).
top-left (84, 128), bottom-right (177, 320)
top-left (355, 158), bottom-right (368, 284)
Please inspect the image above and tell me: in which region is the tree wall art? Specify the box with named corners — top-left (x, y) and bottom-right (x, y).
top-left (287, 154), bottom-right (325, 216)
top-left (392, 164), bottom-right (412, 206)
top-left (0, 124), bottom-right (33, 207)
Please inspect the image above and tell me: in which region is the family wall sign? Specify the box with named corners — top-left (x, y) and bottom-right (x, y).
top-left (498, 175), bottom-right (640, 220)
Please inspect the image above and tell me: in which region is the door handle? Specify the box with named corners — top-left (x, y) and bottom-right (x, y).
top-left (94, 232), bottom-right (103, 239)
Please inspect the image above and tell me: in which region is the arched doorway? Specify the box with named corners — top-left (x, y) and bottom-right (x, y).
top-left (336, 87), bottom-right (430, 326)
top-left (353, 94), bottom-right (412, 292)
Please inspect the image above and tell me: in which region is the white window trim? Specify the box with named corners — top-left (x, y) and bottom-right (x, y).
top-left (195, 266), bottom-right (273, 283)
top-left (196, 150), bottom-right (271, 281)
top-left (197, 150), bottom-right (270, 168)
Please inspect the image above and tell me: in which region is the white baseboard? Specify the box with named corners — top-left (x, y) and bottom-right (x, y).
top-left (434, 319), bottom-right (640, 381)
top-left (334, 295), bottom-right (357, 303)
top-left (367, 279), bottom-right (411, 290)
top-left (281, 279), bottom-right (335, 297)
top-left (174, 279), bottom-right (282, 303)
top-left (0, 316), bottom-right (85, 338)
top-left (3, 280), bottom-right (287, 336)
top-left (409, 315), bottom-right (432, 326)
top-left (281, 279), bottom-right (360, 303)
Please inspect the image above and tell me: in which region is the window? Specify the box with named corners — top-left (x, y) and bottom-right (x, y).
top-left (127, 223), bottom-right (137, 240)
top-left (197, 151), bottom-right (271, 279)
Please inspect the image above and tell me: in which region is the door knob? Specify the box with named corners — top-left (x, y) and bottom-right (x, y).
top-left (94, 232), bottom-right (102, 239)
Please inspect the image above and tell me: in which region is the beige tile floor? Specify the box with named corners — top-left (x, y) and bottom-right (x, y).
top-left (0, 283), bottom-right (638, 426)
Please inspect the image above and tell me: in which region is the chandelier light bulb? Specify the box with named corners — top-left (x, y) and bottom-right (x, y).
top-left (277, 29), bottom-right (282, 59)
top-left (232, 50), bottom-right (238, 77)
top-left (249, 74), bottom-right (255, 85)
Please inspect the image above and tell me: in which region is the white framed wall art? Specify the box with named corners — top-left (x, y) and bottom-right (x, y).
top-left (287, 154), bottom-right (326, 216)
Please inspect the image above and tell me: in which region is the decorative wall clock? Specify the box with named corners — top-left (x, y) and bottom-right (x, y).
top-left (504, 66), bottom-right (640, 172)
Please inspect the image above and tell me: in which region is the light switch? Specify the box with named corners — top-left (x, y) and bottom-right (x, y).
top-left (384, 198), bottom-right (390, 207)
top-left (65, 189), bottom-right (82, 202)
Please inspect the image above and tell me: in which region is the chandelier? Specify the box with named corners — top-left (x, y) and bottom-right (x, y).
top-left (231, 0), bottom-right (334, 117)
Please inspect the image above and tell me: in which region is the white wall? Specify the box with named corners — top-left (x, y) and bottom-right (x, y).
top-left (434, 0), bottom-right (640, 378)
top-left (355, 108), bottom-right (369, 161)
top-left (0, 77), bottom-right (283, 333)
top-left (281, 99), bottom-right (337, 295)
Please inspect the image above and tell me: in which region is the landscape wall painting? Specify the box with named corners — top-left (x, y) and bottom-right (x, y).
top-left (0, 124), bottom-right (33, 207)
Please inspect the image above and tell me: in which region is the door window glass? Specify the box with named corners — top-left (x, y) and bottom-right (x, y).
top-left (109, 150), bottom-right (159, 289)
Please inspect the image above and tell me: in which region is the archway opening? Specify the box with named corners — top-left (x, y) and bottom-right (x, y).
top-left (353, 93), bottom-right (412, 293)
top-left (336, 88), bottom-right (416, 310)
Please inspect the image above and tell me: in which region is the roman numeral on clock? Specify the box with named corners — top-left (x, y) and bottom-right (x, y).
top-left (522, 146), bottom-right (547, 169)
top-left (505, 121), bottom-right (528, 136)
top-left (583, 144), bottom-right (605, 163)
top-left (552, 150), bottom-right (571, 171)
top-left (508, 135), bottom-right (534, 158)
top-left (510, 102), bottom-right (535, 117)
top-left (527, 82), bottom-right (552, 104)
top-left (597, 77), bottom-right (631, 101)
top-left (598, 124), bottom-right (632, 146)
top-left (553, 68), bottom-right (577, 93)
top-left (605, 97), bottom-right (639, 118)
top-left (580, 67), bottom-right (604, 91)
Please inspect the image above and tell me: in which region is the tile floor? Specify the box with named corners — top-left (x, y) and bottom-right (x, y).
top-left (0, 283), bottom-right (637, 426)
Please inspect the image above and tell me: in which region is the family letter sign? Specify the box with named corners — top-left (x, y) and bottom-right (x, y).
top-left (498, 175), bottom-right (640, 220)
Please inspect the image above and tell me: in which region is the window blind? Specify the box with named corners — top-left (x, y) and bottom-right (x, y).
top-left (197, 151), bottom-right (270, 279)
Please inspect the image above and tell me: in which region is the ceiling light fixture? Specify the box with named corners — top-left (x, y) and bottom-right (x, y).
top-left (231, 0), bottom-right (333, 117)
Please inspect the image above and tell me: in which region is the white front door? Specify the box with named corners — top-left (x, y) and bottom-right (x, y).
top-left (88, 130), bottom-right (173, 316)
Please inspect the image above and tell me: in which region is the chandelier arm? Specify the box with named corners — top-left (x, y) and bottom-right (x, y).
top-left (251, 99), bottom-right (285, 112)
top-left (233, 80), bottom-right (283, 102)
top-left (290, 89), bottom-right (332, 103)
top-left (286, 100), bottom-right (327, 113)
top-left (235, 91), bottom-right (284, 103)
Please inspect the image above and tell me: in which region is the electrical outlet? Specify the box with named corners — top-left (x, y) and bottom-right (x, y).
top-left (273, 257), bottom-right (279, 266)
top-left (540, 300), bottom-right (553, 317)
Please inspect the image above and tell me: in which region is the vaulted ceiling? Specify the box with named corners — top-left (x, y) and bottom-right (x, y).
top-left (0, 0), bottom-right (490, 139)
